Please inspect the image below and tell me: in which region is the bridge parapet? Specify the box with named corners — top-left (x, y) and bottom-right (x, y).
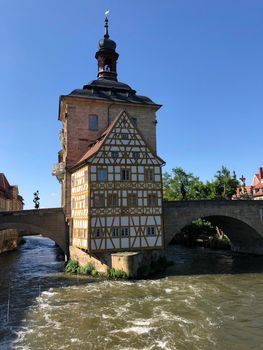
top-left (163, 199), bottom-right (263, 208)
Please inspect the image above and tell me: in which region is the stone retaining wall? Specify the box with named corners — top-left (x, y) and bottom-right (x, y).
top-left (0, 229), bottom-right (20, 254)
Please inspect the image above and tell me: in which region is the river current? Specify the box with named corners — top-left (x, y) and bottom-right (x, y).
top-left (0, 237), bottom-right (263, 350)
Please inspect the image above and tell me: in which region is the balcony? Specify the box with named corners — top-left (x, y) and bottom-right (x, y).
top-left (52, 162), bottom-right (65, 182)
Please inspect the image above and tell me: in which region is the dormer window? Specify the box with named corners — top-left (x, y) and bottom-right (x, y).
top-left (88, 115), bottom-right (98, 131)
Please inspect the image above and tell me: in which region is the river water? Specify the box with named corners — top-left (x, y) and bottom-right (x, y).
top-left (1, 237), bottom-right (263, 350)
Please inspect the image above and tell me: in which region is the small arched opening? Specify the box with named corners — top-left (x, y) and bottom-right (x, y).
top-left (103, 58), bottom-right (112, 72)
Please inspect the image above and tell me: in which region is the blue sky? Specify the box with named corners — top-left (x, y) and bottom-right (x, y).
top-left (0, 1), bottom-right (262, 209)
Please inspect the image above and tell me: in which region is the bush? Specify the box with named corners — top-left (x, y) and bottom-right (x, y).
top-left (106, 268), bottom-right (128, 279)
top-left (91, 269), bottom-right (98, 277)
top-left (79, 263), bottom-right (94, 275)
top-left (65, 260), bottom-right (98, 275)
top-left (65, 259), bottom-right (79, 273)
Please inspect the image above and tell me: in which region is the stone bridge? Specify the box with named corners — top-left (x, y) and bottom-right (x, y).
top-left (0, 208), bottom-right (69, 257)
top-left (163, 200), bottom-right (263, 254)
top-left (1, 201), bottom-right (263, 257)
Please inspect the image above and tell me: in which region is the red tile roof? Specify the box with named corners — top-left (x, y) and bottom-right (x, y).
top-left (70, 110), bottom-right (165, 171)
top-left (74, 121), bottom-right (116, 166)
top-left (254, 183), bottom-right (263, 189)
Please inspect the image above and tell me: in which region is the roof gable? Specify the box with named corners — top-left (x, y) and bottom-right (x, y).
top-left (72, 110), bottom-right (165, 169)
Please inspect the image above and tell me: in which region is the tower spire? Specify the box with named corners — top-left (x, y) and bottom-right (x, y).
top-left (104, 12), bottom-right (109, 39)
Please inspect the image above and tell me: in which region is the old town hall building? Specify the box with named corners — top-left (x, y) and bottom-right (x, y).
top-left (53, 17), bottom-right (164, 260)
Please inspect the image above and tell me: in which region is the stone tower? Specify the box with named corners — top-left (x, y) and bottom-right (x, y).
top-left (53, 17), bottom-right (164, 264)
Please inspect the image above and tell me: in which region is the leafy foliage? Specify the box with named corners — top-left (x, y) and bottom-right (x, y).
top-left (65, 259), bottom-right (79, 273)
top-left (79, 263), bottom-right (94, 274)
top-left (174, 218), bottom-right (231, 250)
top-left (211, 166), bottom-right (239, 199)
top-left (106, 268), bottom-right (128, 279)
top-left (163, 166), bottom-right (239, 201)
top-left (65, 260), bottom-right (98, 275)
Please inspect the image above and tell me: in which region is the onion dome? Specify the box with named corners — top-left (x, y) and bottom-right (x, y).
top-left (95, 16), bottom-right (119, 81)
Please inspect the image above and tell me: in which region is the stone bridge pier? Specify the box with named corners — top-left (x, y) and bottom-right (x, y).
top-left (163, 200), bottom-right (263, 255)
top-left (0, 208), bottom-right (69, 258)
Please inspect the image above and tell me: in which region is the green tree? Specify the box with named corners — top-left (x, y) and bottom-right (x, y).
top-left (209, 166), bottom-right (239, 199)
top-left (163, 167), bottom-right (205, 201)
top-left (163, 166), bottom-right (239, 201)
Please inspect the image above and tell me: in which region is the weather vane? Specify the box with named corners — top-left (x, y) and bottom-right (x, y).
top-left (104, 10), bottom-right (110, 38)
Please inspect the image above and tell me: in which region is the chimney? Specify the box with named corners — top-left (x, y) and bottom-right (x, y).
top-left (259, 167), bottom-right (263, 181)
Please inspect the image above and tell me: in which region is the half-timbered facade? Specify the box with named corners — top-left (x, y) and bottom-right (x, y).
top-left (70, 111), bottom-right (164, 252)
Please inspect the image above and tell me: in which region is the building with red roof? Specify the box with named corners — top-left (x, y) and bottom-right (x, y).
top-left (234, 167), bottom-right (263, 200)
top-left (52, 17), bottom-right (165, 272)
top-left (251, 167), bottom-right (263, 200)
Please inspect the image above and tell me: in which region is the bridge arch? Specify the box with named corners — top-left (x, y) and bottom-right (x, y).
top-left (0, 222), bottom-right (67, 256)
top-left (0, 208), bottom-right (69, 257)
top-left (176, 215), bottom-right (263, 254)
top-left (163, 201), bottom-right (263, 255)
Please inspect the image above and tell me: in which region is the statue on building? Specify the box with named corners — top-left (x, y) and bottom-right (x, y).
top-left (240, 175), bottom-right (247, 195)
top-left (238, 175), bottom-right (253, 200)
top-left (33, 191), bottom-right (40, 209)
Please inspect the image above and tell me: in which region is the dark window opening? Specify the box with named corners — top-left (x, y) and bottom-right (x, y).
top-left (121, 169), bottom-right (130, 181)
top-left (88, 115), bottom-right (98, 131)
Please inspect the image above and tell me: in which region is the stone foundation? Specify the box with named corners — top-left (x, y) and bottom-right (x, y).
top-left (69, 246), bottom-right (164, 277)
top-left (111, 252), bottom-right (143, 278)
top-left (69, 246), bottom-right (110, 273)
top-left (0, 229), bottom-right (21, 254)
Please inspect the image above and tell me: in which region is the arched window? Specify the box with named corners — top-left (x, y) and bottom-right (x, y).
top-left (104, 59), bottom-right (111, 72)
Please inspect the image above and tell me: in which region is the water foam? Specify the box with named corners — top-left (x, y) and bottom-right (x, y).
top-left (111, 326), bottom-right (156, 335)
